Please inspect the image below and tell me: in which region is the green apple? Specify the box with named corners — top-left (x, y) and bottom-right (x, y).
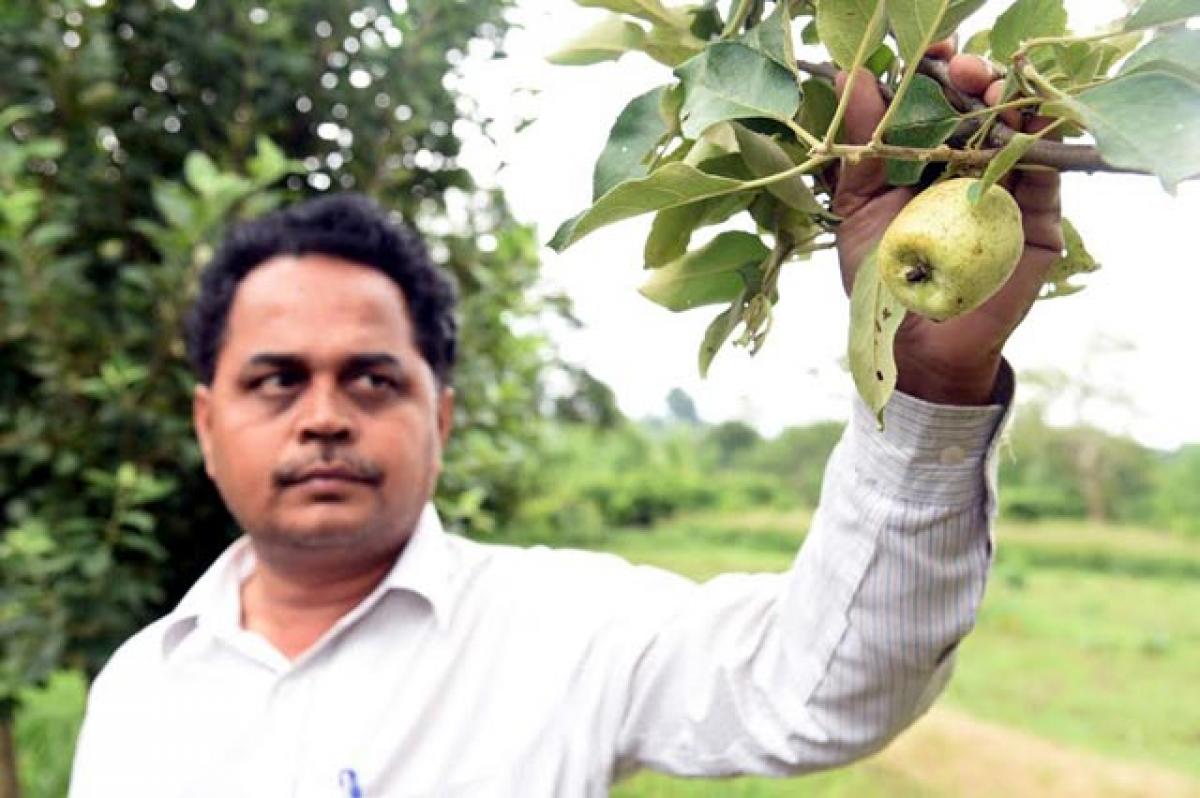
top-left (878, 177), bottom-right (1024, 322)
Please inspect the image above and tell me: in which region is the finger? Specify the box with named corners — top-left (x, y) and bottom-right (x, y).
top-left (1025, 114), bottom-right (1060, 137)
top-left (926, 37), bottom-right (956, 60)
top-left (835, 67), bottom-right (887, 146)
top-left (948, 54), bottom-right (997, 97)
top-left (831, 68), bottom-right (889, 216)
top-left (984, 80), bottom-right (1022, 128)
top-left (1010, 168), bottom-right (1063, 251)
top-left (976, 246), bottom-right (1057, 333)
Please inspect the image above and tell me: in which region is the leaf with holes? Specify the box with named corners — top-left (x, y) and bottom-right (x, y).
top-left (848, 247), bottom-right (907, 425)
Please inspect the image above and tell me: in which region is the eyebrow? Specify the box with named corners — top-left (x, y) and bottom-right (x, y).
top-left (242, 352), bottom-right (405, 372)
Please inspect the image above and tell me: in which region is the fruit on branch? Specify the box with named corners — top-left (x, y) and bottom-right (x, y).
top-left (878, 178), bottom-right (1023, 322)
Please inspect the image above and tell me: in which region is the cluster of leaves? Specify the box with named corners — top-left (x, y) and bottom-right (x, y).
top-left (0, 0), bottom-right (560, 725)
top-left (548, 0), bottom-right (1200, 418)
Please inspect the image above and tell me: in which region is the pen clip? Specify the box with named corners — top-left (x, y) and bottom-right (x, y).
top-left (338, 768), bottom-right (364, 798)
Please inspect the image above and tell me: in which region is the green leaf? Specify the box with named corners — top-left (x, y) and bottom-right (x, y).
top-left (932, 0), bottom-right (988, 41)
top-left (642, 23), bottom-right (707, 66)
top-left (881, 74), bottom-right (960, 185)
top-left (963, 29), bottom-right (990, 55)
top-left (817, 0), bottom-right (887, 71)
top-left (748, 193), bottom-right (822, 244)
top-left (698, 290), bottom-right (747, 377)
top-left (674, 42), bottom-right (801, 138)
top-left (1051, 42), bottom-right (1107, 85)
top-left (969, 131), bottom-right (1038, 202)
top-left (734, 0), bottom-right (797, 75)
top-left (547, 15), bottom-right (647, 65)
top-left (27, 222), bottom-right (73, 249)
top-left (798, 78), bottom-right (839, 140)
top-left (865, 43), bottom-right (896, 77)
top-left (183, 152), bottom-right (221, 197)
top-left (576, 0), bottom-right (684, 28)
top-left (1124, 0), bottom-right (1200, 31)
top-left (152, 181), bottom-right (197, 231)
top-left (23, 138), bottom-right (64, 161)
top-left (0, 105), bottom-right (35, 131)
top-left (593, 87), bottom-right (670, 200)
top-left (1067, 69), bottom-right (1200, 192)
top-left (801, 19), bottom-right (820, 45)
top-left (247, 135), bottom-right (295, 185)
top-left (847, 248), bottom-right (907, 425)
top-left (644, 192), bottom-right (754, 267)
top-left (1041, 217), bottom-right (1099, 300)
top-left (731, 123), bottom-right (832, 218)
top-left (887, 0), bottom-right (950, 64)
top-left (687, 2), bottom-right (723, 40)
top-left (1121, 29), bottom-right (1200, 83)
top-left (639, 231), bottom-right (768, 311)
top-left (548, 162), bottom-right (750, 251)
top-left (990, 0), bottom-right (1067, 62)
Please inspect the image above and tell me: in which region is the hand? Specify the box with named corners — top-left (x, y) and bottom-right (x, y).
top-left (831, 44), bottom-right (1064, 405)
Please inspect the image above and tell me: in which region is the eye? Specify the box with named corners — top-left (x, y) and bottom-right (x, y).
top-left (251, 371), bottom-right (304, 395)
top-left (352, 372), bottom-right (400, 393)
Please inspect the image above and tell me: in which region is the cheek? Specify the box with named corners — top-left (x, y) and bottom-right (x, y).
top-left (207, 418), bottom-right (285, 507)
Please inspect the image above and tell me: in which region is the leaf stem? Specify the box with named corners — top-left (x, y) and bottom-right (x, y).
top-left (740, 154), bottom-right (832, 191)
top-left (821, 1), bottom-right (888, 151)
top-left (959, 97), bottom-right (1041, 120)
top-left (785, 119), bottom-right (825, 151)
top-left (722, 0), bottom-right (755, 37)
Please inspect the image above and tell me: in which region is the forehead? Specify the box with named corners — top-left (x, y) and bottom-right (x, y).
top-left (221, 254), bottom-right (416, 359)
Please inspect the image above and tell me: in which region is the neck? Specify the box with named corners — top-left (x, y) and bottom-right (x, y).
top-left (240, 545), bottom-right (399, 661)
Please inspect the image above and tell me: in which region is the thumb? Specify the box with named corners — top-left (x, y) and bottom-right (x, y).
top-left (831, 68), bottom-right (889, 216)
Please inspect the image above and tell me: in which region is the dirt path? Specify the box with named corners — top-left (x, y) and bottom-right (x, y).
top-left (873, 706), bottom-right (1200, 798)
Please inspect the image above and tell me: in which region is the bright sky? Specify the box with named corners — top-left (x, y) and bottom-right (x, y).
top-left (456, 0), bottom-right (1200, 450)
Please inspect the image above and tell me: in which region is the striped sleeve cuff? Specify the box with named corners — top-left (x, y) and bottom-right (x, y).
top-left (844, 362), bottom-right (1014, 505)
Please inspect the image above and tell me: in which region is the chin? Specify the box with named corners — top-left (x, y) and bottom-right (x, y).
top-left (258, 506), bottom-right (383, 551)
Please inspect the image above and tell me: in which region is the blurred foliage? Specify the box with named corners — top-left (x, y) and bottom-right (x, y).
top-left (998, 407), bottom-right (1159, 524)
top-left (0, 0), bottom-right (565, 722)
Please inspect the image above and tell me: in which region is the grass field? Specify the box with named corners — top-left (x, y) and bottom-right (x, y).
top-left (15, 511), bottom-right (1200, 797)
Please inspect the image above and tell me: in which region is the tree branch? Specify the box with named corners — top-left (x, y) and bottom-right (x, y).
top-left (795, 57), bottom-right (1186, 177)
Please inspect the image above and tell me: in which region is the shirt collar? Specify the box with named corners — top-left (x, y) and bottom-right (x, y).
top-left (160, 502), bottom-right (458, 661)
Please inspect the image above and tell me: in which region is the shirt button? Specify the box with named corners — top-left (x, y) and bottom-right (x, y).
top-left (939, 445), bottom-right (966, 465)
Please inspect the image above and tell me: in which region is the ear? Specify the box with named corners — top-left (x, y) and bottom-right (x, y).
top-left (436, 386), bottom-right (455, 449)
top-left (192, 384), bottom-right (217, 481)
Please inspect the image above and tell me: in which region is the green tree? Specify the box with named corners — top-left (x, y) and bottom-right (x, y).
top-left (1154, 445), bottom-right (1200, 536)
top-left (0, 2), bottom-right (556, 790)
top-left (666, 387), bottom-right (701, 426)
top-left (743, 422), bottom-right (845, 507)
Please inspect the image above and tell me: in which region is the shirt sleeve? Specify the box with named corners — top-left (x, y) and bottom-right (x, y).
top-left (608, 365), bottom-right (1013, 780)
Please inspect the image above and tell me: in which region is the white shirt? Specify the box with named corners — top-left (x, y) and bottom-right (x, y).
top-left (69, 384), bottom-right (1009, 798)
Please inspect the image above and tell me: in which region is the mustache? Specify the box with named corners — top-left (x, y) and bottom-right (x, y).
top-left (272, 450), bottom-right (384, 488)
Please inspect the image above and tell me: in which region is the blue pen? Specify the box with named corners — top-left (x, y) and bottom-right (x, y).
top-left (339, 768), bottom-right (364, 798)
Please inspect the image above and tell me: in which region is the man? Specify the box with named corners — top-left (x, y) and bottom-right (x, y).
top-left (69, 50), bottom-right (1061, 796)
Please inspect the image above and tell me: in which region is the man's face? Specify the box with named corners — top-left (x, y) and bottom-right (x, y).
top-left (192, 254), bottom-right (453, 561)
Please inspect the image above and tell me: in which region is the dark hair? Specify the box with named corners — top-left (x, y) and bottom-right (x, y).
top-left (184, 193), bottom-right (458, 385)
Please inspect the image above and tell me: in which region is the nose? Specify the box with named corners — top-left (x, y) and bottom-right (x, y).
top-left (297, 379), bottom-right (355, 445)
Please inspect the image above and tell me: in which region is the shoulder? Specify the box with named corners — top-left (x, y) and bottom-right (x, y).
top-left (444, 533), bottom-right (698, 619)
top-left (88, 614), bottom-right (184, 700)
